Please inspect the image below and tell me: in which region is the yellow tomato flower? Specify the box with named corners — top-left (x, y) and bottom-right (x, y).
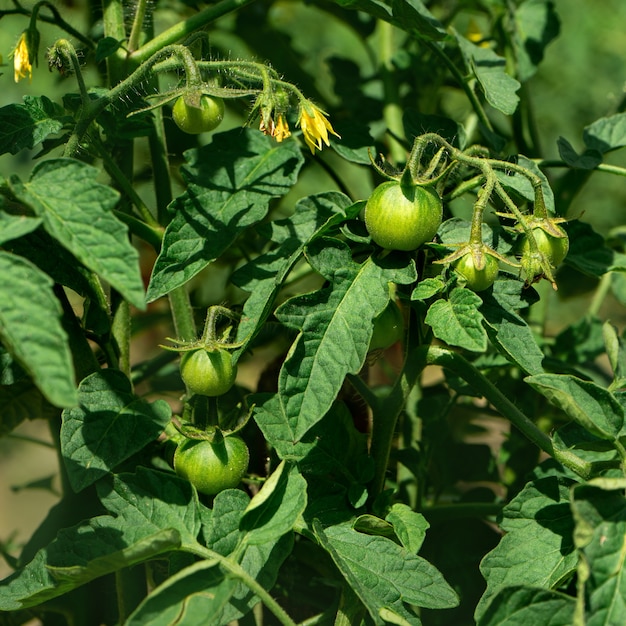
top-left (13, 32), bottom-right (33, 83)
top-left (259, 113), bottom-right (291, 143)
top-left (274, 114), bottom-right (291, 142)
top-left (298, 102), bottom-right (340, 154)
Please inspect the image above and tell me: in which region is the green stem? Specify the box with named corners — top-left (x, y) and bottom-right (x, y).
top-left (535, 160), bottom-right (626, 178)
top-left (9, 0), bottom-right (94, 48)
top-left (130, 0), bottom-right (259, 65)
top-left (588, 272), bottom-right (613, 318)
top-left (424, 40), bottom-right (494, 134)
top-left (111, 299), bottom-right (131, 377)
top-left (112, 210), bottom-right (163, 251)
top-left (168, 287), bottom-right (197, 342)
top-left (378, 20), bottom-right (406, 163)
top-left (369, 331), bottom-right (428, 498)
top-left (186, 545), bottom-right (296, 626)
top-left (54, 39), bottom-right (89, 104)
top-left (148, 108), bottom-right (174, 226)
top-left (101, 0), bottom-right (127, 84)
top-left (469, 175), bottom-right (495, 243)
top-left (424, 345), bottom-right (593, 479)
top-left (64, 44), bottom-right (201, 157)
top-left (127, 0), bottom-right (149, 52)
top-left (94, 138), bottom-right (160, 228)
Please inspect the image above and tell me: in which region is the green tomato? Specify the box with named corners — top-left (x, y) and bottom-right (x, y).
top-left (172, 93), bottom-right (225, 134)
top-left (520, 226), bottom-right (569, 267)
top-left (174, 435), bottom-right (249, 495)
top-left (180, 348), bottom-right (236, 396)
top-left (364, 181), bottom-right (443, 251)
top-left (370, 301), bottom-right (404, 351)
top-left (454, 251), bottom-right (499, 292)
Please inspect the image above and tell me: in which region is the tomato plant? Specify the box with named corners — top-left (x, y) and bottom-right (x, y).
top-left (172, 93), bottom-right (225, 134)
top-left (174, 434), bottom-right (249, 495)
top-left (364, 181), bottom-right (443, 251)
top-left (180, 347), bottom-right (236, 397)
top-left (3, 2), bottom-right (626, 626)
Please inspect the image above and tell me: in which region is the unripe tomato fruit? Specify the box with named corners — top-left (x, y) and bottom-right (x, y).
top-left (370, 301), bottom-right (404, 351)
top-left (520, 226), bottom-right (569, 267)
top-left (364, 181), bottom-right (443, 251)
top-left (174, 436), bottom-right (249, 495)
top-left (454, 251), bottom-right (499, 292)
top-left (172, 94), bottom-right (224, 134)
top-left (180, 348), bottom-right (236, 396)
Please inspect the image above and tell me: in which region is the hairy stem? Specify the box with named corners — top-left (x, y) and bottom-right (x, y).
top-left (130, 0), bottom-right (259, 65)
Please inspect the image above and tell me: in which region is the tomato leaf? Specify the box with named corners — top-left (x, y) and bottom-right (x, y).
top-left (0, 212), bottom-right (42, 245)
top-left (524, 373), bottom-right (624, 441)
top-left (240, 461), bottom-right (308, 545)
top-left (0, 469), bottom-right (199, 610)
top-left (147, 129), bottom-right (304, 302)
top-left (391, 0), bottom-right (447, 40)
top-left (61, 370), bottom-right (172, 491)
top-left (425, 287), bottom-right (488, 353)
top-left (478, 587), bottom-right (575, 626)
top-left (583, 112), bottom-right (626, 154)
top-left (0, 251), bottom-right (77, 408)
top-left (455, 32), bottom-right (521, 116)
top-left (564, 220), bottom-right (616, 277)
top-left (272, 239), bottom-right (416, 441)
top-left (0, 96), bottom-right (65, 156)
top-left (481, 279), bottom-right (545, 375)
top-left (232, 192), bottom-right (360, 357)
top-left (511, 0), bottom-right (561, 82)
top-left (128, 487), bottom-right (294, 626)
top-left (476, 477), bottom-right (578, 622)
top-left (314, 521), bottom-right (459, 625)
top-left (571, 481), bottom-right (626, 625)
top-left (385, 504), bottom-right (430, 554)
top-left (9, 159), bottom-right (146, 309)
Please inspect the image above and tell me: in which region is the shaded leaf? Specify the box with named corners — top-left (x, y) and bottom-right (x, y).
top-left (0, 96), bottom-right (65, 156)
top-left (557, 136), bottom-right (602, 170)
top-left (476, 477), bottom-right (578, 621)
top-left (391, 0), bottom-right (447, 40)
top-left (0, 251), bottom-right (77, 408)
top-left (478, 586), bottom-right (575, 626)
top-left (564, 221), bottom-right (615, 277)
top-left (571, 481), bottom-right (626, 626)
top-left (61, 370), bottom-right (172, 492)
top-left (147, 129), bottom-right (304, 302)
top-left (583, 112), bottom-right (626, 154)
top-left (525, 373), bottom-right (624, 441)
top-left (511, 0), bottom-right (561, 82)
top-left (0, 380), bottom-right (59, 437)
